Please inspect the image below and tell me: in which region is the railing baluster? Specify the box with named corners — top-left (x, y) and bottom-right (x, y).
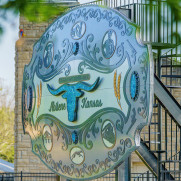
top-left (163, 2), bottom-right (165, 43)
top-left (149, 1), bottom-right (152, 42)
top-left (165, 111), bottom-right (167, 160)
top-left (145, 1), bottom-right (148, 42)
top-left (171, 119), bottom-right (173, 158)
top-left (176, 125), bottom-right (178, 155)
top-left (167, 3), bottom-right (168, 43)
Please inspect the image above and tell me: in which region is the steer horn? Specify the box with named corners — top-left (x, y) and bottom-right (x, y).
top-left (47, 77), bottom-right (100, 122)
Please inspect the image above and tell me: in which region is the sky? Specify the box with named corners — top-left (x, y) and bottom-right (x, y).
top-left (0, 13), bottom-right (19, 104)
top-left (0, 0), bottom-right (92, 103)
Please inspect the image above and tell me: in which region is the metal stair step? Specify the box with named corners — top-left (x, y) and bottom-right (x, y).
top-left (141, 140), bottom-right (150, 143)
top-left (161, 64), bottom-right (181, 68)
top-left (161, 54), bottom-right (181, 58)
top-left (161, 170), bottom-right (181, 173)
top-left (151, 150), bottom-right (166, 153)
top-left (150, 122), bottom-right (159, 125)
top-left (150, 141), bottom-right (160, 144)
top-left (143, 42), bottom-right (177, 49)
top-left (165, 85), bottom-right (181, 89)
top-left (160, 160), bottom-right (181, 163)
top-left (161, 75), bottom-right (181, 78)
top-left (141, 141), bottom-right (161, 144)
top-left (141, 132), bottom-right (160, 135)
top-left (151, 132), bottom-right (160, 135)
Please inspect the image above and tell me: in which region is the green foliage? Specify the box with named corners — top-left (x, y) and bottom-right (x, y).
top-left (0, 81), bottom-right (14, 163)
top-left (0, 0), bottom-right (69, 22)
top-left (0, 106), bottom-right (14, 163)
top-left (148, 0), bottom-right (181, 43)
top-left (0, 26), bottom-right (3, 35)
top-left (167, 0), bottom-right (181, 22)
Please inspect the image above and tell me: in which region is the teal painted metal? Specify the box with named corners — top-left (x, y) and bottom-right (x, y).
top-left (22, 5), bottom-right (153, 180)
top-left (47, 77), bottom-right (100, 122)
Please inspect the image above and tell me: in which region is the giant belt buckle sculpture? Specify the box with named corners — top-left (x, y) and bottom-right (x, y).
top-left (22, 5), bottom-right (153, 180)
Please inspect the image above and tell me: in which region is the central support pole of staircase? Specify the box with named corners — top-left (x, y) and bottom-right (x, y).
top-left (157, 0), bottom-right (162, 180)
top-left (117, 157), bottom-right (131, 181)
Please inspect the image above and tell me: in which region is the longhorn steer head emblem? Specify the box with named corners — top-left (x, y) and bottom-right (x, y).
top-left (47, 77), bottom-right (100, 122)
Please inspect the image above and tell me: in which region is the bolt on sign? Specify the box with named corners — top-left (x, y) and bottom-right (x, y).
top-left (22, 5), bottom-right (153, 180)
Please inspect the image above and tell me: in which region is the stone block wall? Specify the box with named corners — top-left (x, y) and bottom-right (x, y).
top-left (14, 15), bottom-right (67, 180)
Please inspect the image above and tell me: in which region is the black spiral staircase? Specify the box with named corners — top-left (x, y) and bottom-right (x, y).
top-left (75, 0), bottom-right (181, 180)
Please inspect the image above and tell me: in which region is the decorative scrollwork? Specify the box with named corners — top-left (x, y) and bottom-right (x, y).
top-left (78, 34), bottom-right (117, 74)
top-left (21, 5), bottom-right (152, 180)
top-left (126, 108), bottom-right (137, 134)
top-left (108, 138), bottom-right (132, 162)
top-left (35, 39), bottom-right (73, 82)
top-left (116, 42), bottom-right (124, 60)
top-left (138, 52), bottom-right (149, 119)
top-left (36, 5), bottom-right (134, 56)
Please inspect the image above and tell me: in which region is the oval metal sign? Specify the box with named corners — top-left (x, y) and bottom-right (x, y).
top-left (22, 5), bottom-right (153, 180)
